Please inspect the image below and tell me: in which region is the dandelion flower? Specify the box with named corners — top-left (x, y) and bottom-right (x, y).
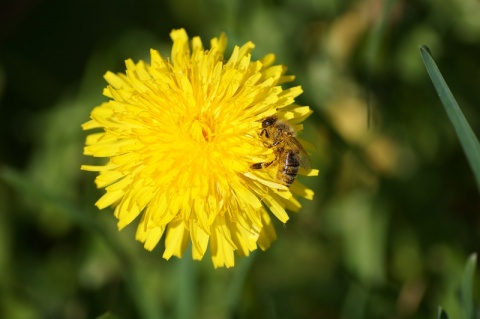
top-left (82, 29), bottom-right (318, 268)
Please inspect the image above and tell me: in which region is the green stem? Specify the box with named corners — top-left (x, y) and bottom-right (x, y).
top-left (176, 245), bottom-right (196, 319)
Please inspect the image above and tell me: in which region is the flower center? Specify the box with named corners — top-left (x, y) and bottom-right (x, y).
top-left (190, 114), bottom-right (216, 143)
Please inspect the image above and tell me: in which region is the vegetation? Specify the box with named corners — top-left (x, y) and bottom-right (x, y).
top-left (0, 0), bottom-right (479, 318)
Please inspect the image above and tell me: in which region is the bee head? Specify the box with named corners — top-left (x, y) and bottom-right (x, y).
top-left (262, 116), bottom-right (277, 128)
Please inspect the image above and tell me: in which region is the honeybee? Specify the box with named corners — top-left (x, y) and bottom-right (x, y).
top-left (251, 116), bottom-right (311, 187)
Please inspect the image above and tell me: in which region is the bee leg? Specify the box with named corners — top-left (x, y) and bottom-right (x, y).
top-left (263, 160), bottom-right (274, 168)
top-left (263, 138), bottom-right (281, 148)
top-left (251, 163), bottom-right (263, 169)
top-left (251, 160), bottom-right (274, 169)
top-left (260, 128), bottom-right (269, 138)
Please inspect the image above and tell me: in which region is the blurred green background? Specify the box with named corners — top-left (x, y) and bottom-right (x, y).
top-left (1, 0), bottom-right (479, 318)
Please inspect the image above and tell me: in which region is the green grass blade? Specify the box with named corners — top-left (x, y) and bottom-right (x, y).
top-left (460, 253), bottom-right (477, 319)
top-left (438, 307), bottom-right (450, 319)
top-left (420, 45), bottom-right (480, 192)
top-left (365, 0), bottom-right (396, 127)
top-left (365, 0), bottom-right (396, 74)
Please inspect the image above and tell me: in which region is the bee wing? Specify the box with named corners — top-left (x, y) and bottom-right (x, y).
top-left (286, 137), bottom-right (311, 171)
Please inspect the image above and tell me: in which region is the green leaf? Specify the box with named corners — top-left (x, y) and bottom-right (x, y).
top-left (460, 253), bottom-right (477, 319)
top-left (420, 45), bottom-right (480, 192)
top-left (438, 307), bottom-right (450, 319)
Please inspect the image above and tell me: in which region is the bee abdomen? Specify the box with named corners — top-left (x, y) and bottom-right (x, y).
top-left (280, 151), bottom-right (300, 187)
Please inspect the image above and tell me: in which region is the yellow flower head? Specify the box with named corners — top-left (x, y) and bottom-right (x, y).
top-left (82, 29), bottom-right (318, 268)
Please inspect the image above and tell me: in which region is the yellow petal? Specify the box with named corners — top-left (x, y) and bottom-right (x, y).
top-left (163, 220), bottom-right (189, 260)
